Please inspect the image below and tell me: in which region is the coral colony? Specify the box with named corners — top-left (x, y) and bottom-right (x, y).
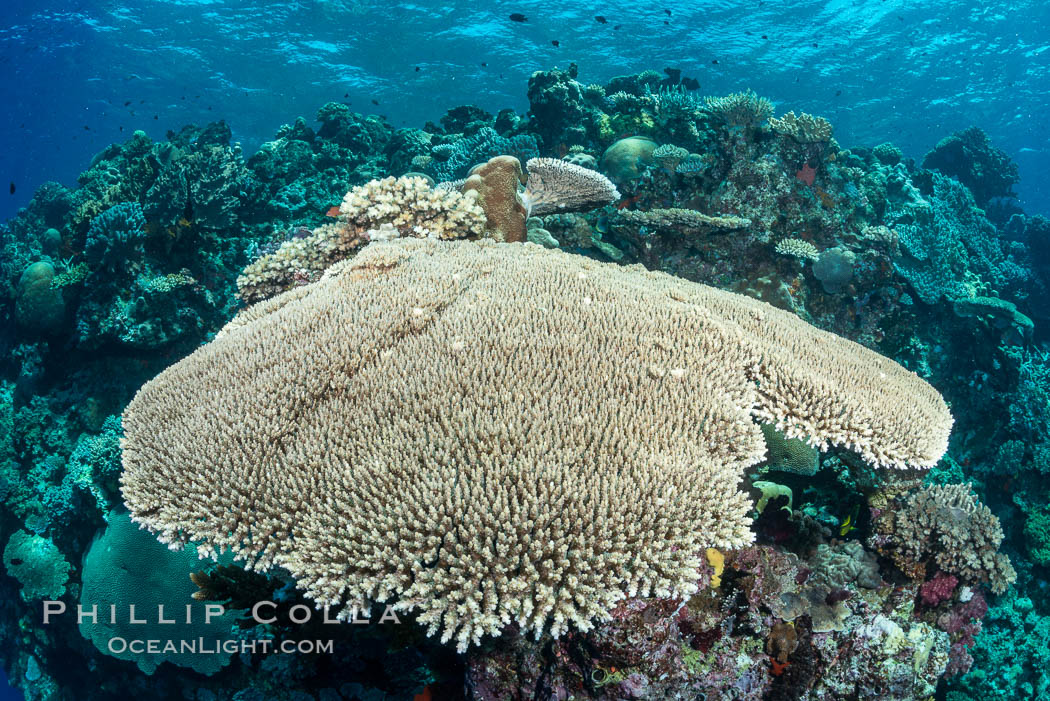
top-left (1, 64), bottom-right (1048, 700)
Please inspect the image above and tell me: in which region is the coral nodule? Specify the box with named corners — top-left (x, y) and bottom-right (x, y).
top-left (120, 238), bottom-right (952, 653)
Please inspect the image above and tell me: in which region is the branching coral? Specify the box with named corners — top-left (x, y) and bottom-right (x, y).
top-left (774, 238), bottom-right (820, 262)
top-left (613, 207), bottom-right (751, 236)
top-left (704, 90), bottom-right (774, 129)
top-left (884, 483), bottom-right (1016, 594)
top-left (428, 127), bottom-right (539, 182)
top-left (236, 176), bottom-right (486, 302)
top-left (84, 202), bottom-right (146, 272)
top-left (769, 111), bottom-right (833, 143)
top-left (123, 238), bottom-right (951, 652)
top-left (922, 126), bottom-right (1019, 207)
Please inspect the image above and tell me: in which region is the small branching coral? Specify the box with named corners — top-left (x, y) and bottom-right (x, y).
top-left (613, 207), bottom-right (751, 237)
top-left (704, 90), bottom-right (774, 129)
top-left (775, 237), bottom-right (820, 262)
top-left (877, 483), bottom-right (1016, 594)
top-left (769, 111), bottom-right (834, 143)
top-left (236, 176), bottom-right (486, 303)
top-left (84, 202), bottom-right (146, 273)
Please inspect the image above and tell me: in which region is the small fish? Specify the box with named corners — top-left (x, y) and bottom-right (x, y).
top-left (123, 100), bottom-right (131, 106)
top-left (371, 99), bottom-right (379, 105)
top-left (613, 24), bottom-right (622, 30)
top-left (551, 39), bottom-right (559, 47)
top-left (509, 13), bottom-right (527, 22)
top-left (595, 15), bottom-right (607, 24)
top-left (481, 62), bottom-right (488, 67)
top-left (8, 182), bottom-right (14, 195)
top-left (711, 59), bottom-right (719, 64)
top-left (415, 66), bottom-right (421, 72)
top-left (153, 115), bottom-right (159, 120)
top-left (664, 8), bottom-right (672, 15)
top-left (838, 504), bottom-right (861, 537)
top-left (325, 206), bottom-right (341, 217)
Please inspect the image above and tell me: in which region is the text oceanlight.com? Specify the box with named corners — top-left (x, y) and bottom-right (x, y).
top-left (41, 600), bottom-right (402, 658)
top-left (107, 638), bottom-right (335, 656)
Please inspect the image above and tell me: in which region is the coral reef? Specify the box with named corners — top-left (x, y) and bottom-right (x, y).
top-left (923, 126), bottom-right (1020, 208)
top-left (0, 63), bottom-right (1044, 700)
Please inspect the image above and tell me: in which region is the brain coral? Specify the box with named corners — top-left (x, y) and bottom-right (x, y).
top-left (122, 239), bottom-right (952, 652)
top-left (15, 262), bottom-right (65, 335)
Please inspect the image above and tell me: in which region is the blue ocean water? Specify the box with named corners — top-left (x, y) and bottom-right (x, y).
top-left (1, 0), bottom-right (1048, 222)
top-left (3, 1), bottom-right (1050, 700)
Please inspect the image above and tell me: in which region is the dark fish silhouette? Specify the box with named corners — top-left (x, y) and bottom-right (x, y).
top-left (8, 183), bottom-right (14, 195)
top-left (595, 15), bottom-right (607, 24)
top-left (509, 13), bottom-right (527, 22)
top-left (372, 99), bottom-right (379, 105)
top-left (614, 24), bottom-right (622, 30)
top-left (664, 9), bottom-right (672, 15)
top-left (415, 66), bottom-right (421, 72)
top-left (551, 40), bottom-right (559, 47)
top-left (123, 100), bottom-right (131, 106)
top-left (711, 59), bottom-right (719, 64)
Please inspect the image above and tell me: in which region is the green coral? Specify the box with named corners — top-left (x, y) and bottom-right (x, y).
top-left (1023, 507), bottom-right (1050, 566)
top-left (50, 262), bottom-right (90, 289)
top-left (79, 512), bottom-right (239, 675)
top-left (955, 591), bottom-right (1050, 700)
top-left (3, 530), bottom-right (71, 600)
top-left (760, 423), bottom-right (820, 476)
top-left (65, 415), bottom-right (124, 512)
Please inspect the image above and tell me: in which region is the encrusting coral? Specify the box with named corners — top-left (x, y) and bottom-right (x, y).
top-left (122, 237), bottom-right (951, 653)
